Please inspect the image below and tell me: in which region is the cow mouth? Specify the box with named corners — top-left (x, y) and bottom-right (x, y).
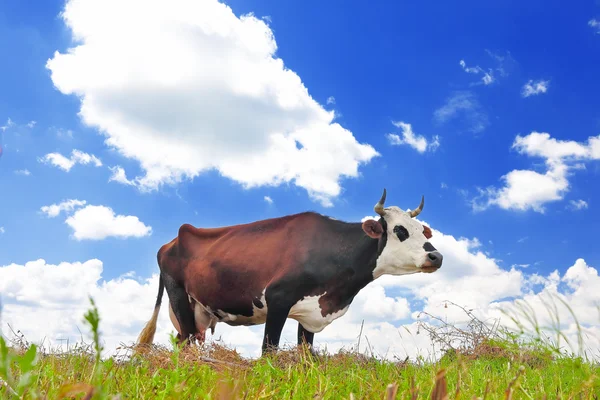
top-left (420, 263), bottom-right (440, 273)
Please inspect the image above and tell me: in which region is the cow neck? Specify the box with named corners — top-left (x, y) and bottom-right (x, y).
top-left (326, 220), bottom-right (383, 299)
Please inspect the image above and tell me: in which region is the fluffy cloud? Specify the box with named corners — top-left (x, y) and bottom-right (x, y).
top-left (2, 223), bottom-right (598, 361)
top-left (40, 200), bottom-right (151, 240)
top-left (473, 132), bottom-right (600, 213)
top-left (521, 79), bottom-right (550, 97)
top-left (492, 258), bottom-right (600, 355)
top-left (39, 149), bottom-right (102, 172)
top-left (263, 196), bottom-right (273, 204)
top-left (40, 199), bottom-right (87, 218)
top-left (66, 205), bottom-right (152, 240)
top-left (512, 132), bottom-right (595, 160)
top-left (433, 91), bottom-right (489, 134)
top-left (0, 259), bottom-right (163, 356)
top-left (386, 121), bottom-right (440, 153)
top-left (475, 161), bottom-right (569, 213)
top-left (46, 0), bottom-right (378, 207)
top-left (108, 166), bottom-right (135, 186)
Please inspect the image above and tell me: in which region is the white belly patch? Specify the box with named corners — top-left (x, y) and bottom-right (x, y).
top-left (288, 293), bottom-right (349, 333)
top-left (167, 290), bottom-right (347, 334)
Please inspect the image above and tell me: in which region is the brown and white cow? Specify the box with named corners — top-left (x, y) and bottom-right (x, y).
top-left (136, 189), bottom-right (443, 355)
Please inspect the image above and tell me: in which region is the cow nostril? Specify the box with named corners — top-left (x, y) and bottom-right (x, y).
top-left (427, 251), bottom-right (443, 266)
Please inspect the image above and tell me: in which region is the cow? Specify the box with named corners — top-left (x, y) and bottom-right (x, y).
top-left (136, 189), bottom-right (443, 356)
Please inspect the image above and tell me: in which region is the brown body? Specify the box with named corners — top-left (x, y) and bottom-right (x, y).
top-left (161, 212), bottom-right (321, 321)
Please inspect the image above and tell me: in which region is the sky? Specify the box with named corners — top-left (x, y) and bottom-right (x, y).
top-left (1, 0), bottom-right (600, 360)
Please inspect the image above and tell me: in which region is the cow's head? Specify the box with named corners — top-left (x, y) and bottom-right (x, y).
top-left (362, 189), bottom-right (443, 278)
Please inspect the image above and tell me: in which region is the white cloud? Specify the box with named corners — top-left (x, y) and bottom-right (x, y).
top-left (459, 59), bottom-right (482, 74)
top-left (474, 161), bottom-right (569, 213)
top-left (326, 96), bottom-right (336, 105)
top-left (14, 169), bottom-right (31, 176)
top-left (440, 182), bottom-right (448, 189)
top-left (108, 166), bottom-right (135, 186)
top-left (495, 258), bottom-right (600, 351)
top-left (458, 51), bottom-right (514, 86)
top-left (263, 195), bottom-right (273, 204)
top-left (65, 205), bottom-right (152, 240)
top-left (481, 71), bottom-right (494, 85)
top-left (386, 121), bottom-right (439, 153)
top-left (0, 259), bottom-right (164, 358)
top-left (589, 18), bottom-right (600, 34)
top-left (521, 79), bottom-right (550, 97)
top-left (40, 199), bottom-right (87, 218)
top-left (459, 60), bottom-right (494, 86)
top-left (39, 149), bottom-right (102, 172)
top-left (0, 227), bottom-right (4, 234)
top-left (1, 226), bottom-right (599, 361)
top-left (46, 0), bottom-right (378, 207)
top-left (473, 132), bottom-right (600, 213)
top-left (40, 200), bottom-right (151, 240)
top-left (26, 121), bottom-right (37, 128)
top-left (568, 199), bottom-right (588, 210)
top-left (433, 91), bottom-right (489, 134)
top-left (512, 132), bottom-right (593, 160)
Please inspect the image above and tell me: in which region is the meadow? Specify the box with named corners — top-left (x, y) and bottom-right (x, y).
top-left (1, 297), bottom-right (598, 399)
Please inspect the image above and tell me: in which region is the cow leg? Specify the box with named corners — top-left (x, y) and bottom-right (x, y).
top-left (162, 273), bottom-right (197, 346)
top-left (297, 323), bottom-right (318, 357)
top-left (261, 307), bottom-right (290, 356)
top-left (297, 323), bottom-right (314, 347)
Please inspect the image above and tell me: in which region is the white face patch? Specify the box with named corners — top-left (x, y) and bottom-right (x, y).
top-left (372, 206), bottom-right (434, 279)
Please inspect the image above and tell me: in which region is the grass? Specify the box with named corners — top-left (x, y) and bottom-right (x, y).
top-left (1, 295), bottom-right (599, 399)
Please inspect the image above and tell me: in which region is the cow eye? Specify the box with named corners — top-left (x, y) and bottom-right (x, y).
top-left (393, 225), bottom-right (409, 242)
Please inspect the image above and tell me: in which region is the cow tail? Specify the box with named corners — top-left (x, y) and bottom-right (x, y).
top-left (136, 274), bottom-right (165, 347)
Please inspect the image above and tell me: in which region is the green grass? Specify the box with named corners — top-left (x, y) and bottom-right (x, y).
top-left (1, 296), bottom-right (599, 399)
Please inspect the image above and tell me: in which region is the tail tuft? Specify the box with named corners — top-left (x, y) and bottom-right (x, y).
top-left (136, 274), bottom-right (165, 348)
top-left (137, 306), bottom-right (160, 346)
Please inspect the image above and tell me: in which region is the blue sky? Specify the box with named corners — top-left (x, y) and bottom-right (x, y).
top-left (1, 0), bottom-right (599, 358)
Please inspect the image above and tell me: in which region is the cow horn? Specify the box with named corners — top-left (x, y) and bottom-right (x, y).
top-left (374, 188), bottom-right (387, 217)
top-left (409, 195), bottom-right (424, 218)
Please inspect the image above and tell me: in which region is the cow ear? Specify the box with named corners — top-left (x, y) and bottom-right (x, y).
top-left (362, 219), bottom-right (383, 239)
top-left (423, 225), bottom-right (432, 239)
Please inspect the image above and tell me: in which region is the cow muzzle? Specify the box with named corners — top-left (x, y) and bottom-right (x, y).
top-left (421, 251), bottom-right (443, 273)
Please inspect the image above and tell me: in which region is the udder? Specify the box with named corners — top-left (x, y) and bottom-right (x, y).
top-left (167, 298), bottom-right (218, 343)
